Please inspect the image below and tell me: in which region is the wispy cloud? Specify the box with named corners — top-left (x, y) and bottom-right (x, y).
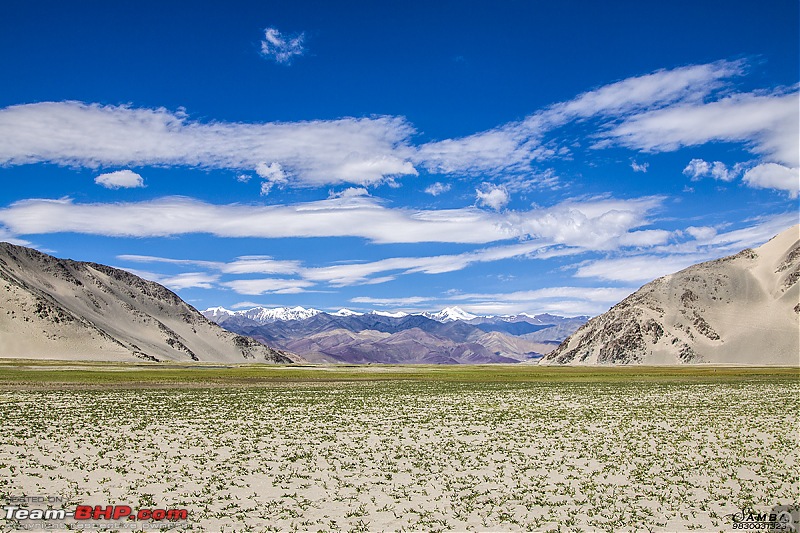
top-left (424, 182), bottom-right (451, 196)
top-left (221, 278), bottom-right (314, 295)
top-left (350, 296), bottom-right (435, 307)
top-left (302, 242), bottom-right (551, 286)
top-left (0, 194), bottom-right (665, 247)
top-left (603, 90), bottom-right (799, 166)
top-left (260, 27), bottom-right (305, 64)
top-left (573, 213), bottom-right (798, 282)
top-left (414, 60), bottom-right (746, 179)
top-left (445, 286), bottom-right (637, 316)
top-left (119, 267), bottom-right (219, 290)
top-left (574, 254), bottom-right (705, 283)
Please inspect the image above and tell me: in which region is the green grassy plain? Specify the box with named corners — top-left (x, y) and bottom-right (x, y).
top-left (0, 358), bottom-right (797, 387)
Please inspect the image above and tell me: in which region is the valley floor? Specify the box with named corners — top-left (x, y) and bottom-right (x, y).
top-left (0, 362), bottom-right (797, 532)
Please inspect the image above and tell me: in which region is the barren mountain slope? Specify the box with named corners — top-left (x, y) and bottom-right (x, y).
top-left (542, 225), bottom-right (800, 365)
top-left (0, 242), bottom-right (293, 363)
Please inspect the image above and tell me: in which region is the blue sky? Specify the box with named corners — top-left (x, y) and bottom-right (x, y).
top-left (0, 0), bottom-right (798, 316)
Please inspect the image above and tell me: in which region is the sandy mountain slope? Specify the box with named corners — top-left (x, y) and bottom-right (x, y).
top-left (542, 225), bottom-right (800, 365)
top-left (0, 242), bottom-right (293, 363)
top-left (475, 331), bottom-right (554, 361)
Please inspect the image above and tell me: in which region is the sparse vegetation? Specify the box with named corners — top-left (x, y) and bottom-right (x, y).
top-left (0, 361), bottom-right (797, 531)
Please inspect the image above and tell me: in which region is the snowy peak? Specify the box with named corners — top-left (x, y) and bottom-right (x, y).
top-left (332, 308), bottom-right (363, 316)
top-left (202, 306), bottom-right (235, 319)
top-left (240, 306), bottom-right (321, 322)
top-left (201, 305), bottom-right (321, 324)
top-left (369, 310), bottom-right (409, 318)
top-left (423, 306), bottom-right (478, 322)
top-left (201, 305), bottom-right (585, 329)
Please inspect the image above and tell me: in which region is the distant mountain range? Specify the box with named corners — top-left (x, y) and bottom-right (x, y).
top-left (202, 306), bottom-right (588, 364)
top-left (0, 242), bottom-right (292, 363)
top-left (542, 224), bottom-right (800, 365)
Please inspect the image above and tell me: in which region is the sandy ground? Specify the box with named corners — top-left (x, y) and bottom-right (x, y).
top-left (0, 379), bottom-right (797, 532)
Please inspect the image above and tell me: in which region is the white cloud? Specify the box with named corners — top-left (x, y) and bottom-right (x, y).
top-left (101, 195), bottom-right (673, 289)
top-left (475, 184), bottom-right (510, 211)
top-left (117, 254), bottom-right (221, 269)
top-left (574, 254), bottom-right (705, 282)
top-left (684, 158), bottom-right (798, 195)
top-left (545, 60), bottom-right (744, 122)
top-left (0, 226), bottom-right (32, 246)
top-left (94, 169), bottom-right (144, 189)
top-left (220, 256), bottom-right (304, 275)
top-left (222, 278), bottom-right (313, 295)
top-left (118, 253), bottom-right (303, 276)
top-left (255, 162), bottom-right (288, 195)
top-left (350, 296), bottom-right (434, 307)
top-left (328, 187), bottom-right (370, 199)
top-left (302, 242), bottom-right (549, 286)
top-left (0, 60), bottom-right (791, 195)
top-left (606, 90), bottom-right (799, 167)
top-left (685, 226), bottom-right (717, 241)
top-left (415, 128), bottom-right (546, 176)
top-left (742, 163), bottom-right (799, 198)
top-left (631, 161), bottom-right (648, 173)
top-left (120, 267), bottom-right (219, 290)
top-left (260, 27), bottom-right (305, 64)
top-left (0, 194), bottom-right (664, 247)
top-left (231, 301), bottom-right (267, 309)
top-left (160, 272), bottom-right (219, 290)
top-left (682, 159), bottom-right (739, 182)
top-left (710, 161), bottom-right (736, 182)
top-left (119, 241), bottom-right (552, 290)
top-left (574, 214), bottom-right (798, 283)
top-left (447, 286), bottom-right (637, 317)
top-left (617, 229), bottom-right (672, 247)
top-left (424, 182), bottom-right (451, 196)
top-left (414, 61), bottom-right (746, 180)
top-left (508, 196), bottom-right (665, 250)
top-left (0, 102), bottom-right (417, 187)
top-left (682, 158), bottom-right (711, 180)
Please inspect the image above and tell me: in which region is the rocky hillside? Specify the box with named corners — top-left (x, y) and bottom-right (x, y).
top-left (0, 242), bottom-right (293, 363)
top-left (542, 225), bottom-right (800, 365)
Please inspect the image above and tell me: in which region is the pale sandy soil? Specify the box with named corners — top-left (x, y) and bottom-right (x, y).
top-left (0, 380), bottom-right (797, 532)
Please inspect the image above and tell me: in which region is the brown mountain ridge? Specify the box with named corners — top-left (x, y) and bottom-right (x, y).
top-left (542, 225), bottom-right (800, 365)
top-left (0, 242), bottom-right (293, 363)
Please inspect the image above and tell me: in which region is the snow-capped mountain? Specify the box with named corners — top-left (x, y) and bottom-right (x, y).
top-left (369, 310), bottom-right (409, 318)
top-left (422, 306), bottom-right (478, 322)
top-left (332, 308), bottom-right (364, 317)
top-left (202, 305), bottom-right (586, 327)
top-left (244, 306), bottom-right (322, 322)
top-left (203, 306), bottom-right (234, 320)
top-left (201, 305), bottom-right (322, 323)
